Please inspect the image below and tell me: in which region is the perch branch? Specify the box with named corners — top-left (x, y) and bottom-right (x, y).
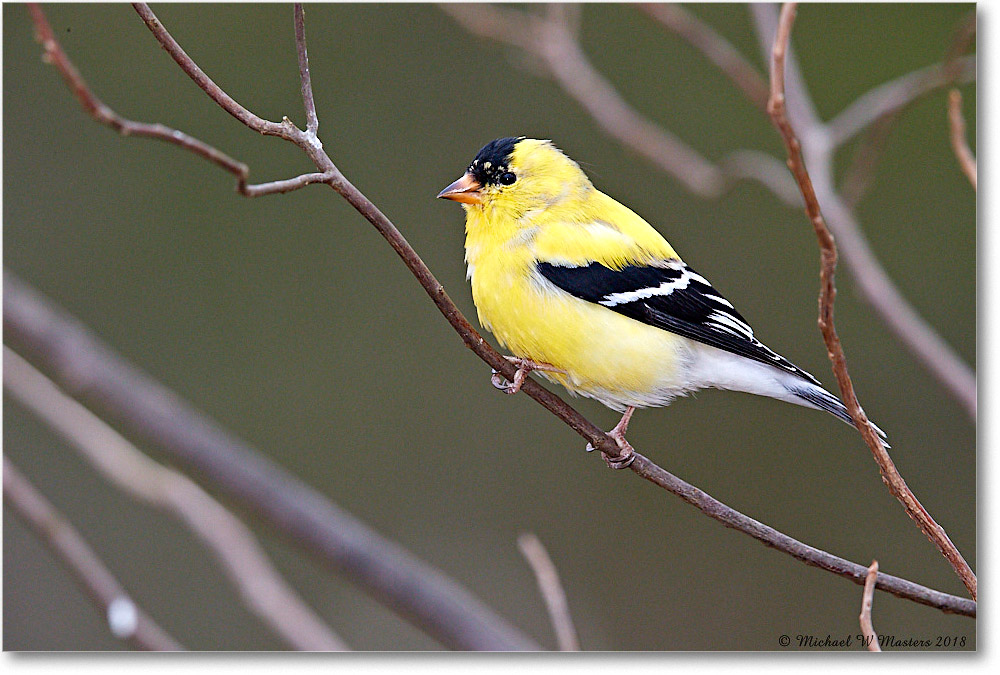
top-left (3, 347), bottom-right (348, 652)
top-left (19, 3), bottom-right (975, 622)
top-left (859, 560), bottom-right (881, 652)
top-left (947, 89), bottom-right (977, 190)
top-left (3, 457), bottom-right (183, 651)
top-left (518, 533), bottom-right (580, 651)
top-left (766, 2), bottom-right (975, 601)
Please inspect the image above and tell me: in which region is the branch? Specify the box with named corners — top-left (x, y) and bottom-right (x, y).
top-left (859, 560), bottom-right (881, 652)
top-left (948, 89), bottom-right (977, 190)
top-left (20, 3), bottom-right (976, 619)
top-left (766, 2), bottom-right (975, 601)
top-left (3, 457), bottom-right (183, 651)
top-left (637, 3), bottom-right (769, 110)
top-left (828, 55), bottom-right (976, 147)
top-left (3, 347), bottom-right (348, 652)
top-left (517, 533), bottom-right (580, 651)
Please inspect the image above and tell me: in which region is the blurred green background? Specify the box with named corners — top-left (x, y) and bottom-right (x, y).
top-left (3, 3), bottom-right (975, 651)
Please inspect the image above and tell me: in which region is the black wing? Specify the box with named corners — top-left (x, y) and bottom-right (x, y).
top-left (536, 260), bottom-right (821, 386)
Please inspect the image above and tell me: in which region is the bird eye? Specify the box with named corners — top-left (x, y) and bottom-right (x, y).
top-left (499, 171), bottom-right (517, 186)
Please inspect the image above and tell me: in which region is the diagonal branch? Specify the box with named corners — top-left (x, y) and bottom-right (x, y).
top-left (947, 89), bottom-right (977, 190)
top-left (765, 2), bottom-right (975, 601)
top-left (3, 457), bottom-right (183, 651)
top-left (20, 3), bottom-right (976, 621)
top-left (517, 533), bottom-right (580, 651)
top-left (637, 3), bottom-right (769, 110)
top-left (4, 347), bottom-right (348, 652)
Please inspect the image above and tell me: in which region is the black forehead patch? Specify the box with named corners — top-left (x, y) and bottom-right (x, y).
top-left (469, 136), bottom-right (524, 186)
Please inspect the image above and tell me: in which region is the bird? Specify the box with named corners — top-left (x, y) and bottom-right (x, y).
top-left (437, 137), bottom-right (887, 467)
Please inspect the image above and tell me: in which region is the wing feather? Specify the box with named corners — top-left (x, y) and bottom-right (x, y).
top-left (536, 260), bottom-right (822, 386)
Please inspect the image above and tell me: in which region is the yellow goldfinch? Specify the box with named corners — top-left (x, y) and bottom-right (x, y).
top-left (438, 137), bottom-right (886, 467)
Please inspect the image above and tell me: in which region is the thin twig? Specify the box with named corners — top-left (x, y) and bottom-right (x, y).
top-left (3, 457), bottom-right (183, 651)
top-left (637, 3), bottom-right (769, 110)
top-left (20, 4), bottom-right (976, 620)
top-left (766, 2), bottom-right (975, 601)
top-left (860, 560), bottom-right (881, 652)
top-left (3, 347), bottom-right (348, 652)
top-left (517, 533), bottom-right (580, 651)
top-left (294, 4), bottom-right (319, 135)
top-left (947, 89), bottom-right (977, 190)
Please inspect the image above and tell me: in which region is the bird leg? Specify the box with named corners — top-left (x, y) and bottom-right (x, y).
top-left (586, 406), bottom-right (637, 470)
top-left (490, 356), bottom-right (565, 395)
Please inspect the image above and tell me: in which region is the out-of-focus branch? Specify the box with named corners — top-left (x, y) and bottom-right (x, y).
top-left (637, 3), bottom-right (769, 110)
top-left (3, 457), bottom-right (183, 651)
top-left (765, 2), bottom-right (976, 601)
top-left (3, 347), bottom-right (348, 652)
top-left (2, 273), bottom-right (975, 618)
top-left (827, 56), bottom-right (976, 147)
top-left (440, 2), bottom-right (800, 203)
top-left (517, 533), bottom-right (579, 651)
top-left (860, 560), bottom-right (882, 652)
top-left (948, 89), bottom-right (977, 190)
top-left (21, 4), bottom-right (976, 619)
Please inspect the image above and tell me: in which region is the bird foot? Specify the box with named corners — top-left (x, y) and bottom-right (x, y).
top-left (490, 356), bottom-right (564, 395)
top-left (585, 406), bottom-right (637, 470)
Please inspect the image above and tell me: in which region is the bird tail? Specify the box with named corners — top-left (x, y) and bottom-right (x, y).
top-left (789, 384), bottom-right (890, 449)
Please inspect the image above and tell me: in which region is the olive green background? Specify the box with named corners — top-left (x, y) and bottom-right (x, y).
top-left (3, 3), bottom-right (975, 650)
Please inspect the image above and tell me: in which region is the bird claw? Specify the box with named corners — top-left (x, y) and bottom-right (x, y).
top-left (490, 357), bottom-right (563, 395)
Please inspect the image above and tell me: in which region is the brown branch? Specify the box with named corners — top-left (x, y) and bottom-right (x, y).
top-left (517, 533), bottom-right (580, 651)
top-left (3, 457), bottom-right (183, 651)
top-left (766, 2), bottom-right (976, 601)
top-left (3, 347), bottom-right (348, 652)
top-left (948, 89), bottom-right (977, 190)
top-left (294, 4), bottom-right (319, 135)
top-left (860, 560), bottom-right (881, 652)
top-left (18, 4), bottom-right (977, 620)
top-left (637, 3), bottom-right (769, 110)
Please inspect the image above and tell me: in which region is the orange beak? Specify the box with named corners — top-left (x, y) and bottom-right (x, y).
top-left (437, 172), bottom-right (483, 204)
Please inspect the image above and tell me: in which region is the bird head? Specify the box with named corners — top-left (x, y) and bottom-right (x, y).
top-left (437, 137), bottom-right (592, 217)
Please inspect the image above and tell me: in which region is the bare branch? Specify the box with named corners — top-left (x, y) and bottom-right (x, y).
top-left (948, 89), bottom-right (977, 190)
top-left (766, 2), bottom-right (976, 601)
top-left (22, 3), bottom-right (976, 621)
top-left (3, 347), bottom-right (348, 652)
top-left (517, 533), bottom-right (580, 651)
top-left (294, 4), bottom-right (319, 135)
top-left (637, 3), bottom-right (769, 110)
top-left (860, 560), bottom-right (882, 652)
top-left (242, 171), bottom-right (336, 197)
top-left (3, 457), bottom-right (183, 651)
top-left (828, 56), bottom-right (976, 147)
top-left (3, 271), bottom-right (975, 618)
